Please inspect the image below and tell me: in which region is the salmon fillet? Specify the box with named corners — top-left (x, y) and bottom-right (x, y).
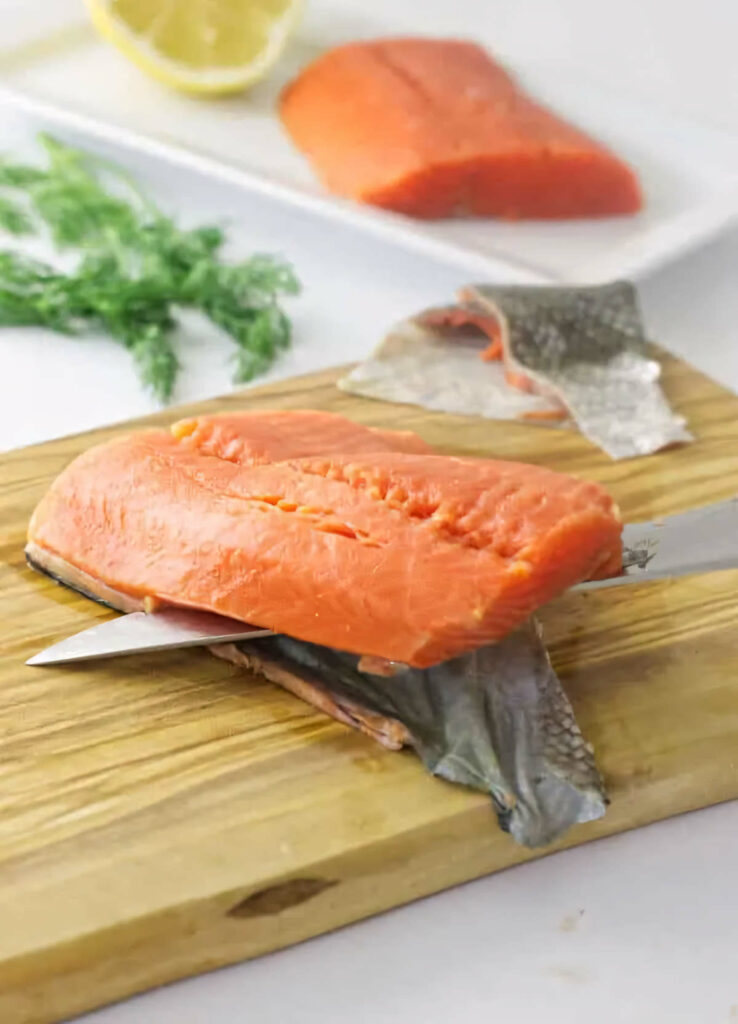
top-left (170, 409), bottom-right (433, 461)
top-left (27, 410), bottom-right (622, 667)
top-left (280, 38), bottom-right (642, 220)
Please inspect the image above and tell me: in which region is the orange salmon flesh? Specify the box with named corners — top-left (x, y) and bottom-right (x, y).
top-left (280, 38), bottom-right (642, 220)
top-left (27, 410), bottom-right (623, 667)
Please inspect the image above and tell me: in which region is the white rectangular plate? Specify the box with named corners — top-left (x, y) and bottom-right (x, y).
top-left (0, 89), bottom-right (537, 452)
top-left (1, 11), bottom-right (737, 285)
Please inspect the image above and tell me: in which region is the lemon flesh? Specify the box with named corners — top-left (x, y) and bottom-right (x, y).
top-left (85, 0), bottom-right (301, 95)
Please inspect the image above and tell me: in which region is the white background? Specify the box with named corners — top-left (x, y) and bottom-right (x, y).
top-left (0, 1), bottom-right (737, 1022)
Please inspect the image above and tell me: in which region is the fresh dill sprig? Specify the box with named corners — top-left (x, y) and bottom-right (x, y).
top-left (0, 162), bottom-right (46, 187)
top-left (0, 134), bottom-right (299, 401)
top-left (0, 197), bottom-right (33, 236)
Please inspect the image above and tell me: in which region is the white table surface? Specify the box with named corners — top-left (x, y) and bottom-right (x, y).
top-left (1, 2), bottom-right (738, 1022)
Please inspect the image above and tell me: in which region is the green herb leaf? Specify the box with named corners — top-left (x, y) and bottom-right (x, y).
top-left (0, 161), bottom-right (47, 187)
top-left (0, 197), bottom-right (33, 236)
top-left (130, 324), bottom-right (180, 402)
top-left (0, 134), bottom-right (299, 400)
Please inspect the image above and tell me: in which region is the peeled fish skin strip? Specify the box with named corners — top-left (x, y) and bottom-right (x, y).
top-left (466, 281), bottom-right (693, 459)
top-left (339, 317), bottom-right (567, 423)
top-left (417, 301), bottom-right (504, 361)
top-left (226, 622), bottom-right (607, 848)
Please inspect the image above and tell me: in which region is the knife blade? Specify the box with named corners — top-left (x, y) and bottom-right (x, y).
top-left (26, 608), bottom-right (274, 666)
top-left (26, 498), bottom-right (738, 666)
top-left (578, 495), bottom-right (738, 590)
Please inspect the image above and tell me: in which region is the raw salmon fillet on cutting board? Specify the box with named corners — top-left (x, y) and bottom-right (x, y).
top-left (280, 38), bottom-right (642, 219)
top-left (26, 410), bottom-right (622, 667)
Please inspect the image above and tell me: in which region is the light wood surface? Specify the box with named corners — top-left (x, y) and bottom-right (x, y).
top-left (1, 354), bottom-right (737, 1024)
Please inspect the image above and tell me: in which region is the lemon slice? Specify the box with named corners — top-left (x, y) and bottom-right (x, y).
top-left (85, 0), bottom-right (302, 95)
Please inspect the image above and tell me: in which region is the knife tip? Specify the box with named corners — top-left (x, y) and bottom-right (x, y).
top-left (26, 652), bottom-right (51, 666)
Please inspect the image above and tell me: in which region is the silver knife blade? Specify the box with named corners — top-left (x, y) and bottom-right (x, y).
top-left (26, 607), bottom-right (274, 666)
top-left (577, 496), bottom-right (738, 591)
top-left (26, 498), bottom-right (738, 666)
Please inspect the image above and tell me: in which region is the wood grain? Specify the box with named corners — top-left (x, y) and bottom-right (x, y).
top-left (1, 354), bottom-right (737, 1024)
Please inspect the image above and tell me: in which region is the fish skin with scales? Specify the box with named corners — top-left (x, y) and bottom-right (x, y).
top-left (467, 281), bottom-right (693, 459)
top-left (225, 621), bottom-right (607, 849)
top-left (342, 281), bottom-right (692, 459)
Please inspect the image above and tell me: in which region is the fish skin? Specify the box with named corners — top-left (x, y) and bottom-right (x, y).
top-left (211, 641), bottom-right (411, 750)
top-left (227, 619), bottom-right (606, 848)
top-left (27, 514), bottom-right (607, 845)
top-left (338, 316), bottom-right (567, 422)
top-left (467, 281), bottom-right (693, 459)
top-left (417, 301), bottom-right (505, 361)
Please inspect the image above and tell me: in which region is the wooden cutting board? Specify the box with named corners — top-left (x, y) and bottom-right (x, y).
top-left (1, 356), bottom-right (737, 1024)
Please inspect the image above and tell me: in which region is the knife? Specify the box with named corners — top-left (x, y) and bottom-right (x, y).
top-left (26, 609), bottom-right (275, 666)
top-left (26, 498), bottom-right (738, 666)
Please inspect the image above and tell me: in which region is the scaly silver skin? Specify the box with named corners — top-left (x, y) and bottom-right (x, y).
top-left (235, 620), bottom-right (607, 849)
top-left (338, 315), bottom-right (565, 421)
top-left (29, 545), bottom-right (607, 846)
top-left (469, 281), bottom-right (693, 459)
